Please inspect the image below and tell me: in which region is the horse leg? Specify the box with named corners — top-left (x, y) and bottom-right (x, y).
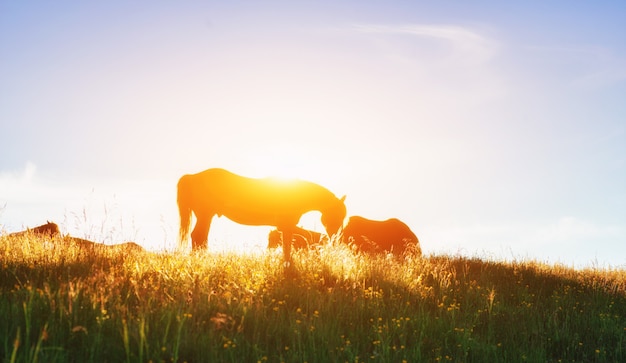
top-left (280, 226), bottom-right (294, 263)
top-left (191, 214), bottom-right (212, 250)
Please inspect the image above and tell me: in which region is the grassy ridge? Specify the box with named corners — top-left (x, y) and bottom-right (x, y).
top-left (1, 234), bottom-right (625, 362)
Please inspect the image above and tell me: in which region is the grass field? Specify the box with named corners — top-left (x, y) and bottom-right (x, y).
top-left (1, 233), bottom-right (624, 362)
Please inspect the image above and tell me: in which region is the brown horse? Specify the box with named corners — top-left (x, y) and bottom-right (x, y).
top-left (342, 216), bottom-right (421, 256)
top-left (8, 221), bottom-right (60, 238)
top-left (267, 227), bottom-right (328, 250)
top-left (177, 168), bottom-right (346, 261)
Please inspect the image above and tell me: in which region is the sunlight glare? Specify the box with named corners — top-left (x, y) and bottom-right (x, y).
top-left (246, 153), bottom-right (311, 181)
top-left (241, 148), bottom-right (344, 192)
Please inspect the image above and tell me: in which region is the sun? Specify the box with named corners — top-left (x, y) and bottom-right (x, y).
top-left (243, 152), bottom-right (322, 183)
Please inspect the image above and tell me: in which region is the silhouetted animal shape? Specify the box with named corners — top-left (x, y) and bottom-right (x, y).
top-left (5, 222), bottom-right (144, 253)
top-left (63, 236), bottom-right (145, 252)
top-left (8, 221), bottom-right (60, 238)
top-left (178, 168), bottom-right (346, 262)
top-left (342, 216), bottom-right (421, 256)
top-left (267, 227), bottom-right (328, 250)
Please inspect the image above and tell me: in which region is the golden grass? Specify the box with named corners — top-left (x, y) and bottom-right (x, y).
top-left (1, 233), bottom-right (625, 362)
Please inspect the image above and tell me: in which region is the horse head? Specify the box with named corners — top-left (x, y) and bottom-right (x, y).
top-left (321, 195), bottom-right (346, 238)
top-left (32, 221), bottom-right (60, 237)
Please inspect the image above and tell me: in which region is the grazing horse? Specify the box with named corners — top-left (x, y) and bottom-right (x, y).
top-left (267, 227), bottom-right (328, 250)
top-left (342, 216), bottom-right (421, 256)
top-left (177, 168), bottom-right (346, 261)
top-left (8, 221), bottom-right (60, 238)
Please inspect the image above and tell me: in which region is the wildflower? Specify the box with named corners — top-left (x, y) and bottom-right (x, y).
top-left (72, 326), bottom-right (88, 334)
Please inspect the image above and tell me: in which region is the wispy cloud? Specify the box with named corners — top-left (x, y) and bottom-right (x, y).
top-left (352, 24), bottom-right (498, 64)
top-left (0, 161), bottom-right (37, 184)
top-left (346, 23), bottom-right (505, 108)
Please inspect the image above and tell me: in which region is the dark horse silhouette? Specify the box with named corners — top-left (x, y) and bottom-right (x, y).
top-left (177, 168), bottom-right (346, 261)
top-left (342, 216), bottom-right (421, 256)
top-left (267, 227), bottom-right (328, 250)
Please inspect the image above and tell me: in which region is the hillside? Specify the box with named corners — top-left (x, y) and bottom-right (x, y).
top-left (1, 234), bottom-right (624, 362)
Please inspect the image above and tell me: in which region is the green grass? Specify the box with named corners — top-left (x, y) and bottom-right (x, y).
top-left (1, 233), bottom-right (625, 362)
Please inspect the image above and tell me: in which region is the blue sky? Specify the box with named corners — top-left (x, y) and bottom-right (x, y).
top-left (1, 1), bottom-right (625, 267)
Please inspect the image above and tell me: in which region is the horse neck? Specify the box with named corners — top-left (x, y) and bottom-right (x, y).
top-left (308, 187), bottom-right (339, 214)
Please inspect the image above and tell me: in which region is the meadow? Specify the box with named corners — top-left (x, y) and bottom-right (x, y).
top-left (1, 233), bottom-right (624, 363)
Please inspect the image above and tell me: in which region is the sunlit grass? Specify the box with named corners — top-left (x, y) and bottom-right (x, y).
top-left (1, 233), bottom-right (625, 362)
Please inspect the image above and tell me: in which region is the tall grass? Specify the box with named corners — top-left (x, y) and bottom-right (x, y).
top-left (1, 233), bottom-right (624, 362)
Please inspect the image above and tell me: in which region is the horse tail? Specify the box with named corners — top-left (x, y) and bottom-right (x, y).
top-left (177, 174), bottom-right (193, 248)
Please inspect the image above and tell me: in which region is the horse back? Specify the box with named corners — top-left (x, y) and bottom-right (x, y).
top-left (343, 216), bottom-right (420, 255)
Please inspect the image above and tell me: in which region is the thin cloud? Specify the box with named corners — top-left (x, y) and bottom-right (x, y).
top-left (0, 162), bottom-right (64, 204)
top-left (0, 161), bottom-right (37, 193)
top-left (0, 161), bottom-right (37, 186)
top-left (352, 24), bottom-right (498, 64)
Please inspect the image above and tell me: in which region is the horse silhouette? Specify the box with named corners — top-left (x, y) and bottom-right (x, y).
top-left (267, 227), bottom-right (328, 250)
top-left (177, 168), bottom-right (346, 261)
top-left (5, 221), bottom-right (144, 253)
top-left (8, 221), bottom-right (60, 238)
top-left (62, 236), bottom-right (145, 252)
top-left (342, 216), bottom-right (421, 256)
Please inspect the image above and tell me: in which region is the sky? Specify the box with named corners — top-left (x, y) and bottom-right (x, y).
top-left (1, 1), bottom-right (625, 268)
